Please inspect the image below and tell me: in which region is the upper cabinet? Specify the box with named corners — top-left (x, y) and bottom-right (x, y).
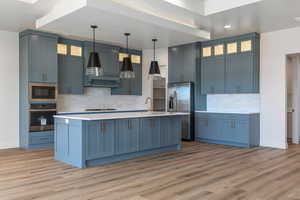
top-left (168, 43), bottom-right (198, 83)
top-left (20, 30), bottom-right (58, 83)
top-left (200, 33), bottom-right (260, 94)
top-left (57, 38), bottom-right (84, 94)
top-left (111, 48), bottom-right (142, 96)
top-left (83, 42), bottom-right (120, 87)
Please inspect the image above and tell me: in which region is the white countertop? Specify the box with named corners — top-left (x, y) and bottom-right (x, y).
top-left (195, 111), bottom-right (260, 114)
top-left (54, 112), bottom-right (189, 120)
top-left (58, 109), bottom-right (146, 115)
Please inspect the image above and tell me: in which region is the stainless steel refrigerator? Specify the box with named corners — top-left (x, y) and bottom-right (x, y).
top-left (168, 82), bottom-right (194, 140)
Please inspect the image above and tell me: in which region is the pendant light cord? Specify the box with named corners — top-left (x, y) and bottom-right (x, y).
top-left (93, 27), bottom-right (95, 53)
top-left (153, 40), bottom-right (156, 61)
top-left (152, 39), bottom-right (157, 61)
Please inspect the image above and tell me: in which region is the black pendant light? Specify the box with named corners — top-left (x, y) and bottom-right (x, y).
top-left (149, 39), bottom-right (161, 77)
top-left (86, 25), bottom-right (103, 77)
top-left (120, 33), bottom-right (135, 79)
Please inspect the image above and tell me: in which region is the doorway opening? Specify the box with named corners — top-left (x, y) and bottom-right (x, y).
top-left (286, 54), bottom-right (300, 146)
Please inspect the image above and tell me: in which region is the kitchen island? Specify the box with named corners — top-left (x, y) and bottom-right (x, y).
top-left (54, 112), bottom-right (188, 168)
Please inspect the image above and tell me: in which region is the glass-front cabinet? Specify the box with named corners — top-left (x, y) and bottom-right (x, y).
top-left (200, 33), bottom-right (259, 94)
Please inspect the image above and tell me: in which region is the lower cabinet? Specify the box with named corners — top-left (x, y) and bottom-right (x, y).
top-left (195, 112), bottom-right (260, 148)
top-left (54, 116), bottom-right (183, 168)
top-left (160, 117), bottom-right (181, 147)
top-left (86, 120), bottom-right (115, 160)
top-left (115, 119), bottom-right (139, 154)
top-left (28, 131), bottom-right (54, 149)
top-left (140, 118), bottom-right (161, 151)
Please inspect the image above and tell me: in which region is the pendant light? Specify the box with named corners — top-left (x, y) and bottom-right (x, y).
top-left (86, 25), bottom-right (103, 77)
top-left (149, 39), bottom-right (161, 77)
top-left (120, 33), bottom-right (135, 79)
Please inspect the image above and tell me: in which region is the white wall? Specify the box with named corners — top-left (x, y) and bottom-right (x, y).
top-left (58, 48), bottom-right (168, 112)
top-left (0, 31), bottom-right (19, 149)
top-left (260, 26), bottom-right (300, 149)
top-left (206, 94), bottom-right (260, 113)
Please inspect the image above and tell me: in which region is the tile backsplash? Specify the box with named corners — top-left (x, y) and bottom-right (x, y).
top-left (206, 94), bottom-right (260, 113)
top-left (57, 87), bottom-right (149, 113)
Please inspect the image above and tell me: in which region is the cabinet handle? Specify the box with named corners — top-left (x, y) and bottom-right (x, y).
top-left (103, 121), bottom-right (106, 133)
top-left (128, 120), bottom-right (130, 129)
top-left (205, 119), bottom-right (208, 127)
top-left (42, 73), bottom-right (48, 81)
top-left (230, 120), bottom-right (236, 129)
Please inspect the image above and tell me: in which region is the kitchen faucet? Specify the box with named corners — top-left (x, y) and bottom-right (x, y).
top-left (145, 97), bottom-right (153, 112)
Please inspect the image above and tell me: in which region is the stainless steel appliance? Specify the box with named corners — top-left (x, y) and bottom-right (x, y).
top-left (168, 82), bottom-right (194, 140)
top-left (29, 103), bottom-right (56, 132)
top-left (29, 83), bottom-right (57, 102)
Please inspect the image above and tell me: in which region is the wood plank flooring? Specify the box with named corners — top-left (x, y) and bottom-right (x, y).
top-left (1, 142), bottom-right (300, 200)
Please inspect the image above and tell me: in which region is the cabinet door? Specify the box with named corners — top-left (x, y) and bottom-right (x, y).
top-left (168, 47), bottom-right (184, 83)
top-left (201, 57), bottom-right (225, 94)
top-left (116, 119), bottom-right (139, 154)
top-left (160, 117), bottom-right (180, 147)
top-left (225, 52), bottom-right (253, 93)
top-left (29, 35), bottom-right (57, 83)
top-left (182, 44), bottom-right (197, 82)
top-left (130, 63), bottom-right (142, 95)
top-left (86, 120), bottom-right (115, 160)
top-left (140, 118), bottom-right (160, 150)
top-left (220, 119), bottom-right (249, 144)
top-left (58, 55), bottom-right (84, 94)
top-left (196, 118), bottom-right (210, 139)
top-left (168, 44), bottom-right (196, 83)
top-left (195, 116), bottom-right (220, 140)
top-left (55, 121), bottom-right (69, 157)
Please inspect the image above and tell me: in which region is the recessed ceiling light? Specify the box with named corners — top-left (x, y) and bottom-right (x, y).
top-left (17, 0), bottom-right (40, 4)
top-left (294, 17), bottom-right (300, 22)
top-left (224, 25), bottom-right (232, 29)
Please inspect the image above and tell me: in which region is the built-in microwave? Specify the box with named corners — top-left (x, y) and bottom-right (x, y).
top-left (29, 83), bottom-right (57, 102)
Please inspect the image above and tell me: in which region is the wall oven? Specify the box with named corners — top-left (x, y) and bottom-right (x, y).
top-left (29, 103), bottom-right (56, 132)
top-left (29, 83), bottom-right (57, 102)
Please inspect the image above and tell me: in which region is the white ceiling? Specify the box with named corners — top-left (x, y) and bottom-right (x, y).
top-left (1, 0), bottom-right (300, 49)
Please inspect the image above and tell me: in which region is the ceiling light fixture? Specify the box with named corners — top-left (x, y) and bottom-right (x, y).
top-left (17, 0), bottom-right (40, 4)
top-left (149, 39), bottom-right (161, 77)
top-left (120, 33), bottom-right (135, 79)
top-left (224, 25), bottom-right (232, 29)
top-left (294, 17), bottom-right (300, 22)
top-left (86, 25), bottom-right (103, 77)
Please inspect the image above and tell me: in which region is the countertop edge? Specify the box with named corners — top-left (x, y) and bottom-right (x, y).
top-left (54, 112), bottom-right (190, 121)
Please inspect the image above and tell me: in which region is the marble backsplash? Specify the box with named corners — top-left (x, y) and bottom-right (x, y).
top-left (206, 94), bottom-right (260, 113)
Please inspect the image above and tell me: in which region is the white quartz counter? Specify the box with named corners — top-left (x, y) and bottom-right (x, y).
top-left (54, 112), bottom-right (189, 121)
top-left (195, 111), bottom-right (260, 114)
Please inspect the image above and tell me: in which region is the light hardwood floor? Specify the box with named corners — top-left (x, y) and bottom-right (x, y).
top-left (1, 142), bottom-right (300, 200)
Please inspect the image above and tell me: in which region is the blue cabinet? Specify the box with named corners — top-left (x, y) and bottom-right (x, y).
top-left (140, 118), bottom-right (160, 150)
top-left (86, 120), bottom-right (115, 160)
top-left (201, 56), bottom-right (225, 94)
top-left (20, 30), bottom-right (58, 83)
top-left (195, 112), bottom-right (260, 148)
top-left (54, 115), bottom-right (183, 168)
top-left (58, 38), bottom-right (84, 94)
top-left (200, 33), bottom-right (260, 94)
top-left (83, 42), bottom-right (120, 87)
top-left (160, 117), bottom-right (181, 147)
top-left (115, 119), bottom-right (139, 154)
top-left (168, 43), bottom-right (197, 83)
top-left (111, 49), bottom-right (142, 96)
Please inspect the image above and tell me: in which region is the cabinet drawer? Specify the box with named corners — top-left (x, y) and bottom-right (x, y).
top-left (29, 131), bottom-right (53, 145)
top-left (30, 136), bottom-right (50, 145)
